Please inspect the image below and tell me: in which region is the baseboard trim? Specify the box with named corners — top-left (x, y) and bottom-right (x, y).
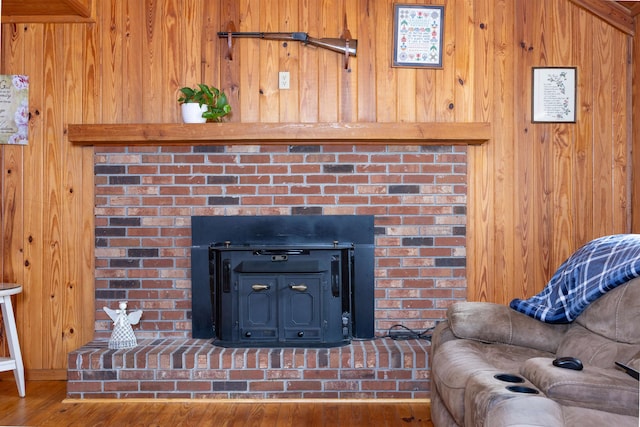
top-left (26, 369), bottom-right (67, 381)
top-left (64, 397), bottom-right (432, 404)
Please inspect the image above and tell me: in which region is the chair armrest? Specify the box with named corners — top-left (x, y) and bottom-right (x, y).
top-left (447, 302), bottom-right (569, 353)
top-left (521, 357), bottom-right (639, 417)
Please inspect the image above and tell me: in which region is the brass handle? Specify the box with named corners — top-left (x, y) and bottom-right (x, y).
top-left (251, 284), bottom-right (270, 291)
top-left (290, 284), bottom-right (307, 292)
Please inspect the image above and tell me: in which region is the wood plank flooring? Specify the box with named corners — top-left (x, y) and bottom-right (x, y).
top-left (0, 377), bottom-right (434, 426)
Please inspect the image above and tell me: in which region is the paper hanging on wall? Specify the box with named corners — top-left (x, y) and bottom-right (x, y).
top-left (0, 75), bottom-right (29, 145)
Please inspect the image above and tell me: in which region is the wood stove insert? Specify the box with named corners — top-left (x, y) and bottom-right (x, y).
top-left (191, 215), bottom-right (375, 348)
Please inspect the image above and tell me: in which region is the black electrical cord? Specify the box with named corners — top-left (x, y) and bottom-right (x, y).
top-left (382, 324), bottom-right (435, 342)
top-left (350, 323), bottom-right (438, 342)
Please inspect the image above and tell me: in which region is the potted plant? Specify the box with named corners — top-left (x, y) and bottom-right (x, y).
top-left (178, 84), bottom-right (231, 123)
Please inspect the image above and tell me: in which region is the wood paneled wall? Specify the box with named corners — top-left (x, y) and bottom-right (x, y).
top-left (0, 0), bottom-right (634, 374)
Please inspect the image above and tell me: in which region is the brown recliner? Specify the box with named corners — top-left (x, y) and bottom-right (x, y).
top-left (430, 276), bottom-right (640, 427)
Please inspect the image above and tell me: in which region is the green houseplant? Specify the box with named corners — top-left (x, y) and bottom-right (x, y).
top-left (178, 84), bottom-right (231, 123)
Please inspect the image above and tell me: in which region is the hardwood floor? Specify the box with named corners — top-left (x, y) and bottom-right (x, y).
top-left (0, 377), bottom-right (434, 426)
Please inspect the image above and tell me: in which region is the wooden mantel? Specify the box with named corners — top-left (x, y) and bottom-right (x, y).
top-left (67, 122), bottom-right (491, 146)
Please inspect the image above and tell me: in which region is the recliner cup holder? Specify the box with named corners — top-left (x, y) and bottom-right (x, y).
top-left (493, 373), bottom-right (525, 383)
top-left (506, 385), bottom-right (539, 394)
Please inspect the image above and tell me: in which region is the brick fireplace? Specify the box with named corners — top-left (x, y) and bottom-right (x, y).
top-left (68, 142), bottom-right (467, 399)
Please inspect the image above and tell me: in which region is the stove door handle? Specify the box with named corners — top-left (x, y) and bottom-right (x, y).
top-left (290, 283), bottom-right (308, 292)
top-left (251, 284), bottom-right (271, 291)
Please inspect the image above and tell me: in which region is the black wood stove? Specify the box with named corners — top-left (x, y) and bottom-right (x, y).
top-left (191, 215), bottom-right (375, 348)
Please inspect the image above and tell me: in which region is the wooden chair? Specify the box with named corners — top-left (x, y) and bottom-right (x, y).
top-left (0, 283), bottom-right (25, 397)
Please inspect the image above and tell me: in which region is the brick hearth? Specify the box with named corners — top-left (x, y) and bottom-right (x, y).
top-left (68, 338), bottom-right (431, 399)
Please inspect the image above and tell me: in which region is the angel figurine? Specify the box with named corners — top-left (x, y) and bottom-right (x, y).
top-left (103, 301), bottom-right (143, 349)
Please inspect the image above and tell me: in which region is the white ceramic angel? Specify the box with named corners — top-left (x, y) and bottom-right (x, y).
top-left (103, 301), bottom-right (143, 349)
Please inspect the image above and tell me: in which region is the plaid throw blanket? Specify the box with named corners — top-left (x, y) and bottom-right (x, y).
top-left (510, 234), bottom-right (640, 323)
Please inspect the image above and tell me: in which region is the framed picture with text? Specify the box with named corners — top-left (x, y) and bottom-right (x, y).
top-left (0, 75), bottom-right (29, 145)
top-left (532, 67), bottom-right (577, 123)
top-left (392, 4), bottom-right (444, 68)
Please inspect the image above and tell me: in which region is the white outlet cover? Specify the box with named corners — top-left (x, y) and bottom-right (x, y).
top-left (279, 72), bottom-right (290, 90)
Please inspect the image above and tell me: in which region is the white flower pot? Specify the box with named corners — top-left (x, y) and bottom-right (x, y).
top-left (181, 103), bottom-right (208, 123)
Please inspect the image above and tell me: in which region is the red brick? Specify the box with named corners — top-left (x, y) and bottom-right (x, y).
top-left (140, 381), bottom-right (175, 391)
top-left (249, 381), bottom-right (285, 391)
top-left (302, 369), bottom-right (338, 380)
top-left (286, 380), bottom-right (322, 391)
top-left (177, 381), bottom-right (211, 391)
top-left (399, 381), bottom-right (429, 391)
top-left (337, 175), bottom-right (369, 184)
top-left (378, 369), bottom-right (413, 380)
top-left (192, 370), bottom-right (228, 380)
top-left (240, 175), bottom-right (270, 184)
top-left (119, 370), bottom-right (155, 380)
top-left (324, 380), bottom-right (359, 391)
top-left (307, 196), bottom-right (337, 204)
top-left (302, 391), bottom-right (340, 398)
top-left (157, 392), bottom-right (192, 398)
top-left (104, 381), bottom-right (139, 391)
top-left (265, 369), bottom-right (302, 380)
top-left (255, 165), bottom-right (288, 175)
top-left (229, 369), bottom-right (264, 380)
top-left (67, 381), bottom-right (103, 393)
top-left (361, 380), bottom-right (397, 390)
top-left (338, 196), bottom-right (369, 204)
top-left (339, 369), bottom-right (375, 379)
top-left (157, 369), bottom-right (190, 380)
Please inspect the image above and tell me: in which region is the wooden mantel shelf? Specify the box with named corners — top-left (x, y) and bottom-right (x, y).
top-left (67, 122), bottom-right (491, 146)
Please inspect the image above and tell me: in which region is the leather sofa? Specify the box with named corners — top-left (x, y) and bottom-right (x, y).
top-left (430, 275), bottom-right (640, 426)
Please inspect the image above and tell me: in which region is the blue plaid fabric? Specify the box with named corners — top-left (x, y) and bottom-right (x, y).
top-left (510, 234), bottom-right (640, 323)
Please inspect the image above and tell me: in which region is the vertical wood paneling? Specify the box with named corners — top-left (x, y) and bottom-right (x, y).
top-left (466, 0), bottom-right (496, 303)
top-left (42, 23), bottom-right (64, 368)
top-left (182, 0), bottom-right (202, 89)
top-left (395, 0), bottom-right (417, 123)
top-left (574, 7), bottom-right (594, 246)
top-left (318, 0), bottom-right (340, 122)
top-left (0, 0), bottom-right (635, 374)
top-left (61, 23), bottom-right (87, 363)
top-left (593, 20), bottom-right (614, 235)
top-left (513, 0), bottom-right (537, 302)
top-left (200, 1), bottom-right (218, 89)
top-left (123, 1), bottom-right (143, 122)
top-left (490, 0), bottom-right (515, 302)
top-left (83, 18), bottom-right (99, 123)
top-left (611, 31), bottom-right (631, 231)
top-left (259, 0), bottom-right (279, 122)
top-left (299, 0), bottom-right (319, 122)
top-left (100, 0), bottom-right (122, 123)
top-left (453, 0), bottom-right (474, 122)
top-left (374, 0), bottom-right (395, 123)
top-left (277, 0), bottom-right (299, 122)
top-left (20, 24), bottom-right (46, 372)
top-left (219, 0), bottom-right (239, 119)
top-left (237, 0), bottom-right (259, 122)
top-left (436, 1), bottom-right (455, 122)
top-left (161, 0), bottom-right (181, 123)
top-left (142, 0), bottom-right (163, 123)
top-left (356, 0), bottom-right (376, 122)
top-left (339, 0), bottom-right (358, 122)
top-left (550, 0), bottom-right (574, 265)
top-left (633, 19), bottom-right (640, 234)
top-left (533, 2), bottom-right (554, 297)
